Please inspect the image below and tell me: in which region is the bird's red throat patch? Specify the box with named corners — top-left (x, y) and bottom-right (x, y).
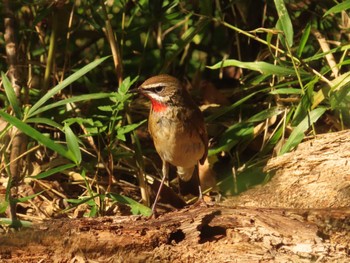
top-left (151, 99), bottom-right (167, 112)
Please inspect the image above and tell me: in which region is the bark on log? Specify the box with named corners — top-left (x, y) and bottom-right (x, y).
top-left (1, 206), bottom-right (349, 262)
top-left (224, 130), bottom-right (350, 209)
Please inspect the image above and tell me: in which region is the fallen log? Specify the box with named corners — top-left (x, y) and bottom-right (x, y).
top-left (1, 206), bottom-right (349, 262)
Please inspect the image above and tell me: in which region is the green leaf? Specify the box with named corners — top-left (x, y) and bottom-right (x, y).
top-left (98, 105), bottom-right (113, 112)
top-left (89, 202), bottom-right (98, 217)
top-left (119, 76), bottom-right (138, 95)
top-left (208, 60), bottom-right (306, 77)
top-left (293, 78), bottom-right (317, 125)
top-left (209, 123), bottom-right (254, 156)
top-left (303, 44), bottom-right (350, 63)
top-left (312, 72), bottom-right (350, 109)
top-left (329, 72), bottom-right (350, 92)
top-left (247, 107), bottom-right (284, 123)
top-left (16, 191), bottom-right (45, 203)
top-left (0, 218), bottom-right (32, 228)
top-left (64, 123), bottom-right (82, 165)
top-left (1, 72), bottom-right (22, 119)
top-left (64, 194), bottom-right (100, 215)
top-left (328, 73), bottom-right (350, 112)
top-left (0, 200), bottom-right (8, 214)
top-left (116, 120), bottom-right (147, 141)
top-left (280, 107), bottom-right (327, 155)
top-left (64, 117), bottom-right (94, 126)
top-left (297, 23), bottom-right (311, 57)
top-left (26, 117), bottom-right (63, 130)
top-left (324, 0), bottom-right (350, 17)
top-left (29, 93), bottom-right (111, 116)
top-left (270, 88), bottom-right (302, 95)
top-left (206, 88), bottom-right (268, 122)
top-left (274, 0), bottom-right (294, 47)
top-left (108, 193), bottom-right (152, 216)
top-left (31, 163), bottom-right (76, 179)
top-left (27, 56), bottom-right (110, 118)
top-left (0, 111), bottom-right (74, 161)
top-left (260, 109), bottom-right (294, 156)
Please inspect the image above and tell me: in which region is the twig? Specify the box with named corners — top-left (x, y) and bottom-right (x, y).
top-left (100, 1), bottom-right (123, 85)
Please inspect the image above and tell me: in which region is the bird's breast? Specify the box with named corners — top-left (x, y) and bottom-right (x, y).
top-left (148, 109), bottom-right (205, 168)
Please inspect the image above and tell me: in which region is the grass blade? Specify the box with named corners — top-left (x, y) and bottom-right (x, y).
top-left (27, 56), bottom-right (110, 118)
top-left (0, 111), bottom-right (74, 161)
top-left (206, 88), bottom-right (269, 122)
top-left (280, 107), bottom-right (326, 155)
top-left (64, 123), bottom-right (82, 165)
top-left (26, 117), bottom-right (63, 130)
top-left (247, 107), bottom-right (284, 123)
top-left (0, 218), bottom-right (32, 228)
top-left (324, 0), bottom-right (350, 17)
top-left (31, 163), bottom-right (76, 179)
top-left (29, 93), bottom-right (111, 116)
top-left (209, 122), bottom-right (254, 155)
top-left (1, 72), bottom-right (22, 119)
top-left (108, 193), bottom-right (152, 216)
top-left (208, 60), bottom-right (307, 77)
top-left (274, 0), bottom-right (294, 47)
top-left (297, 23), bottom-right (311, 57)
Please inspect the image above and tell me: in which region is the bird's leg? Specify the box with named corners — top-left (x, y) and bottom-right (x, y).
top-left (198, 176), bottom-right (203, 201)
top-left (151, 160), bottom-right (169, 215)
top-left (194, 165), bottom-right (208, 207)
top-left (195, 165), bottom-right (203, 200)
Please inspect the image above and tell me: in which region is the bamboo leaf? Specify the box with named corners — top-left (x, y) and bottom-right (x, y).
top-left (26, 117), bottom-right (63, 130)
top-left (270, 88), bottom-right (302, 95)
top-left (324, 0), bottom-right (350, 17)
top-left (108, 193), bottom-right (152, 216)
top-left (0, 111), bottom-right (74, 161)
top-left (0, 218), bottom-right (32, 228)
top-left (206, 88), bottom-right (269, 122)
top-left (280, 107), bottom-right (326, 155)
top-left (64, 123), bottom-right (82, 165)
top-left (274, 0), bottom-right (294, 47)
top-left (297, 23), bottom-right (311, 57)
top-left (208, 60), bottom-right (307, 77)
top-left (303, 44), bottom-right (350, 63)
top-left (30, 93), bottom-right (111, 116)
top-left (247, 107), bottom-right (284, 123)
top-left (27, 56), bottom-right (110, 118)
top-left (312, 72), bottom-right (350, 109)
top-left (0, 201), bottom-right (8, 214)
top-left (31, 163), bottom-right (76, 179)
top-left (208, 123), bottom-right (254, 156)
top-left (1, 72), bottom-right (22, 119)
top-left (16, 191), bottom-right (45, 203)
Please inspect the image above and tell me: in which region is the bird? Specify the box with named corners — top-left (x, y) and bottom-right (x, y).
top-left (138, 74), bottom-right (208, 214)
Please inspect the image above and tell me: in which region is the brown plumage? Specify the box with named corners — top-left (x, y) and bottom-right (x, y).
top-left (139, 74), bottom-right (208, 213)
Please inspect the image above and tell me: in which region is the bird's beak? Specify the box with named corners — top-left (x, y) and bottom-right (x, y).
top-left (128, 87), bottom-right (140, 94)
top-left (137, 86), bottom-right (147, 95)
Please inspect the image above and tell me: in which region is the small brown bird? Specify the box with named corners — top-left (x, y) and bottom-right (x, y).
top-left (139, 74), bottom-right (208, 214)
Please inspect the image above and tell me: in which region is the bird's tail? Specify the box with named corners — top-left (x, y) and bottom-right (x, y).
top-left (177, 166), bottom-right (194, 182)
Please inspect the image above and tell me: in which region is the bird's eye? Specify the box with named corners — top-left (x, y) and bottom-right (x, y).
top-left (154, 86), bottom-right (165, 93)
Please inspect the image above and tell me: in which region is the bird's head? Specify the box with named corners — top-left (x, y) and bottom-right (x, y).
top-left (138, 74), bottom-right (184, 112)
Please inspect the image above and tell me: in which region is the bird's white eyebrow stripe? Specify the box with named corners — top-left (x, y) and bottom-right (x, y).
top-left (143, 82), bottom-right (167, 89)
top-left (147, 92), bottom-right (166, 102)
